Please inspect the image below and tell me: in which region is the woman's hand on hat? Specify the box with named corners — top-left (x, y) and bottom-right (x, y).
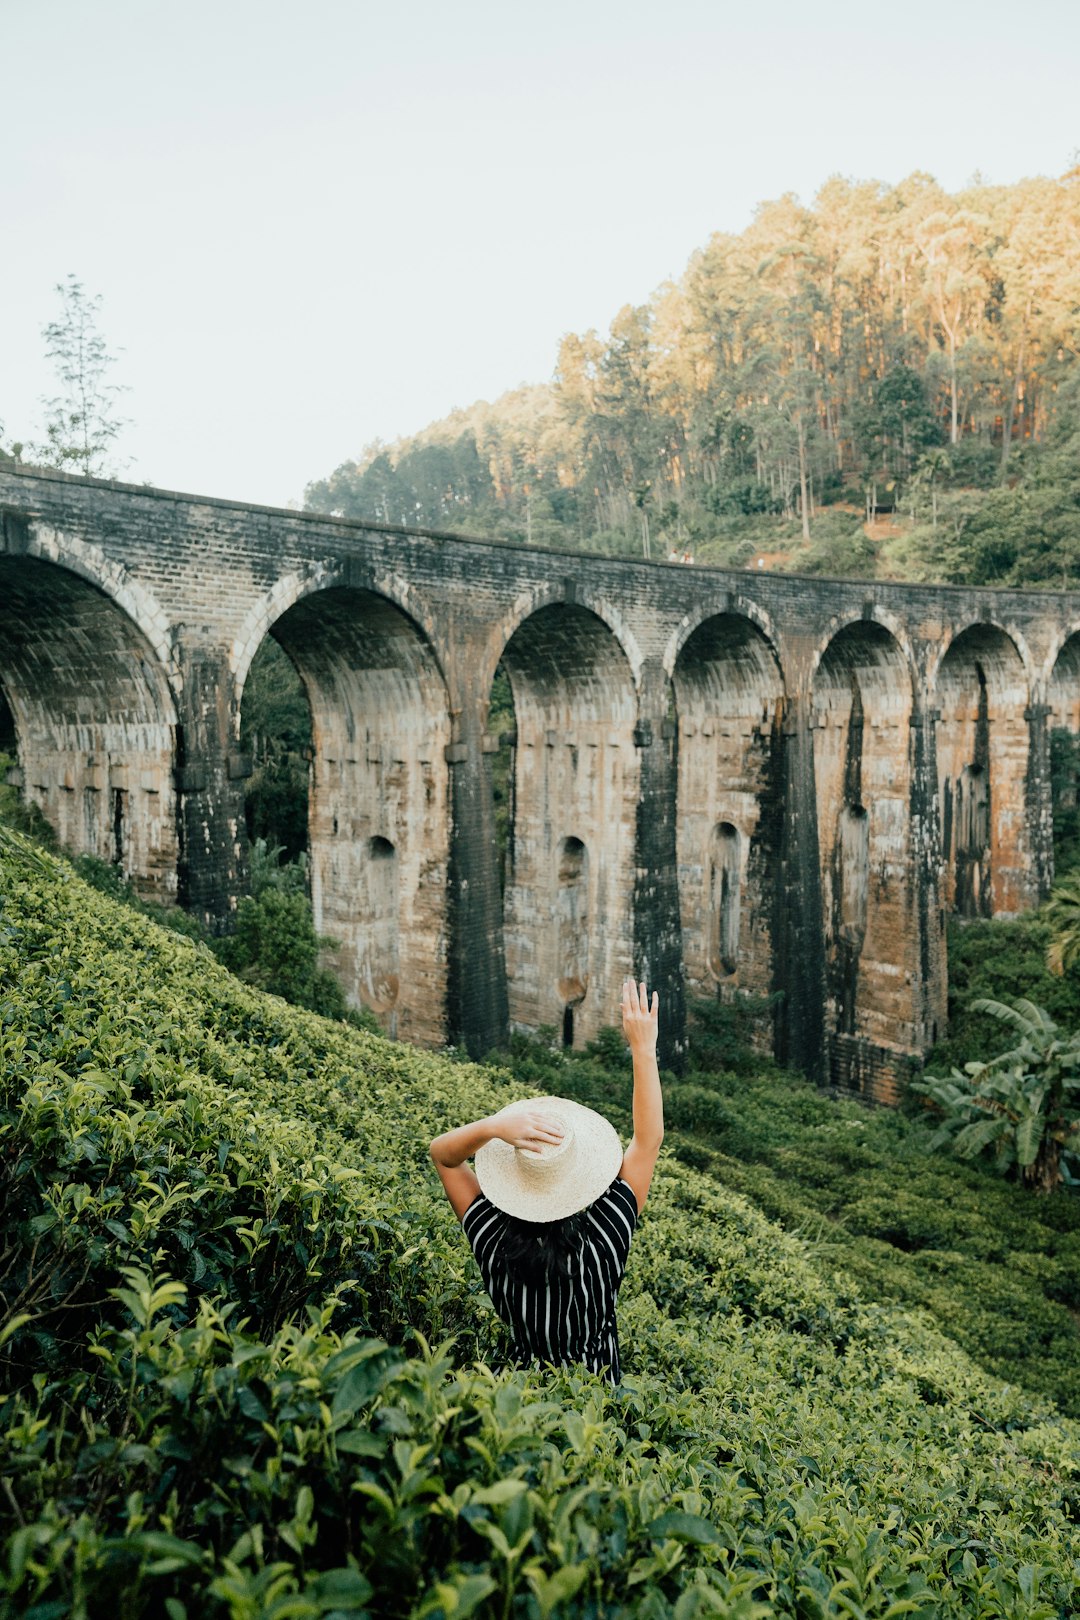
top-left (490, 1107), bottom-right (565, 1153)
top-left (621, 977), bottom-right (658, 1053)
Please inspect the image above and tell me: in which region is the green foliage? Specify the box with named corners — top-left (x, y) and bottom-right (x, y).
top-left (213, 884), bottom-right (348, 1020)
top-left (0, 750), bottom-right (56, 846)
top-left (1045, 871), bottom-right (1080, 978)
top-left (3, 834), bottom-right (1080, 1615)
top-left (911, 999), bottom-right (1080, 1194)
top-left (32, 274), bottom-right (129, 477)
top-left (495, 1027), bottom-right (1080, 1419)
top-left (785, 511), bottom-right (878, 578)
top-left (70, 851), bottom-right (206, 941)
top-left (928, 912), bottom-right (1080, 1072)
top-left (685, 993), bottom-right (780, 1076)
top-left (209, 837), bottom-right (370, 1022)
top-left (241, 638), bottom-right (313, 862)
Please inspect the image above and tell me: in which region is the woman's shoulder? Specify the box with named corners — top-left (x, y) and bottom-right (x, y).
top-left (462, 1193), bottom-right (504, 1242)
top-left (597, 1177), bottom-right (640, 1226)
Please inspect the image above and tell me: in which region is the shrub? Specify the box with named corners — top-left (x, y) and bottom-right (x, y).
top-left (2, 835), bottom-right (1080, 1617)
top-left (911, 998), bottom-right (1080, 1193)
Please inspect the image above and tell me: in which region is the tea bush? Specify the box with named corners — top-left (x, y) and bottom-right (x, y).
top-left (928, 914), bottom-right (1080, 1071)
top-left (515, 1032), bottom-right (1080, 1418)
top-left (2, 835), bottom-right (1080, 1617)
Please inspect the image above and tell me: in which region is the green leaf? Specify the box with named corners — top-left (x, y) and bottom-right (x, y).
top-left (646, 1511), bottom-right (724, 1546)
top-left (471, 1478), bottom-right (527, 1507)
top-left (331, 1356), bottom-right (386, 1422)
top-left (951, 1116), bottom-right (1005, 1157)
top-left (0, 1312), bottom-right (32, 1350)
top-left (526, 1563), bottom-right (589, 1618)
top-left (335, 1430), bottom-right (385, 1458)
top-left (311, 1567), bottom-right (373, 1609)
top-left (1016, 1111), bottom-right (1042, 1166)
top-left (420, 1574), bottom-right (497, 1619)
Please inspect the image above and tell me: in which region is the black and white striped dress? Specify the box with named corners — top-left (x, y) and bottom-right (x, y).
top-left (462, 1176), bottom-right (638, 1385)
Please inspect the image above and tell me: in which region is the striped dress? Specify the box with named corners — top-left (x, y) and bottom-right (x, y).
top-left (462, 1176), bottom-right (638, 1385)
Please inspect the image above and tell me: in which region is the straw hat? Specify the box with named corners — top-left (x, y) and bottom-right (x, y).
top-left (475, 1095), bottom-right (624, 1223)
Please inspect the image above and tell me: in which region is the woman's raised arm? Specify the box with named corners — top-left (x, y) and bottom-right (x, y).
top-left (617, 978), bottom-right (664, 1213)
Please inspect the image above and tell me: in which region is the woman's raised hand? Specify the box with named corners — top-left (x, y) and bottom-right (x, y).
top-left (621, 977), bottom-right (659, 1052)
top-left (491, 1106), bottom-right (565, 1153)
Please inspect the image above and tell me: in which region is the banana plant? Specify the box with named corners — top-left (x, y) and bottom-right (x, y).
top-left (912, 997), bottom-right (1080, 1193)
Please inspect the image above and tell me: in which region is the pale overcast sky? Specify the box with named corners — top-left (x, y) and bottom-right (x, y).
top-left (3, 0), bottom-right (1078, 508)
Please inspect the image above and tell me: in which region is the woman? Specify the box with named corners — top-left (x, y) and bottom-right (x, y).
top-left (429, 977), bottom-right (663, 1385)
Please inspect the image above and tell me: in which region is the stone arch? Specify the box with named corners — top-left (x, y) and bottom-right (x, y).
top-left (934, 622), bottom-right (1032, 917)
top-left (1048, 628), bottom-right (1080, 732)
top-left (485, 582), bottom-right (645, 698)
top-left (0, 554), bottom-right (180, 900)
top-left (230, 563), bottom-right (446, 728)
top-left (498, 602), bottom-right (638, 1046)
top-left (672, 612), bottom-right (785, 1008)
top-left (19, 523), bottom-right (181, 693)
top-left (663, 592), bottom-right (783, 683)
top-left (929, 617), bottom-right (1035, 693)
top-left (808, 603), bottom-right (918, 692)
top-left (1044, 629), bottom-right (1080, 873)
top-left (812, 619), bottom-right (917, 1057)
top-left (247, 583), bottom-right (451, 1044)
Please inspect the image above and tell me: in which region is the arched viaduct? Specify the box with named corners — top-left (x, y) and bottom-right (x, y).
top-left (3, 463), bottom-right (1079, 1102)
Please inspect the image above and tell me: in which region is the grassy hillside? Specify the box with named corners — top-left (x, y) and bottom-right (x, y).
top-left (2, 837), bottom-right (1080, 1617)
top-left (505, 1029), bottom-right (1080, 1422)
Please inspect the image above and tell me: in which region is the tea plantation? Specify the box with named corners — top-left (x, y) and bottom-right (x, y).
top-left (2, 837), bottom-right (1080, 1618)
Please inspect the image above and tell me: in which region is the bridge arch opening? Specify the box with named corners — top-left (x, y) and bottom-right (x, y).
top-left (0, 556), bottom-right (179, 900)
top-left (812, 620), bottom-right (916, 1061)
top-left (556, 834), bottom-right (590, 1019)
top-left (935, 624), bottom-right (1031, 917)
top-left (672, 613), bottom-right (784, 1018)
top-left (245, 586), bottom-right (450, 1044)
top-left (497, 603), bottom-right (637, 1047)
top-left (1048, 632), bottom-right (1080, 876)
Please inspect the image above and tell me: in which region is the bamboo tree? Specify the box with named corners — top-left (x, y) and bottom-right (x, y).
top-left (36, 275), bottom-right (129, 476)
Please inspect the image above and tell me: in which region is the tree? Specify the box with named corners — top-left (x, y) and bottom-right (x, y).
top-left (241, 638), bottom-right (313, 861)
top-left (0, 418), bottom-right (24, 464)
top-left (303, 170), bottom-right (1080, 574)
top-left (36, 275), bottom-right (129, 476)
top-left (912, 998), bottom-right (1080, 1193)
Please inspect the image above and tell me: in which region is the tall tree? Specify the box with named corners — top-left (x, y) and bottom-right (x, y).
top-left (305, 169), bottom-right (1080, 580)
top-left (36, 275), bottom-right (129, 476)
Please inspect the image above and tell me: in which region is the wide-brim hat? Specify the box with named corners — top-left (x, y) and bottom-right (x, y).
top-left (474, 1095), bottom-right (623, 1224)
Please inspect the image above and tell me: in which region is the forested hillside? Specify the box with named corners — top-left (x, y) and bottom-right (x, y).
top-left (306, 170), bottom-right (1080, 586)
top-left (3, 835), bottom-right (1080, 1616)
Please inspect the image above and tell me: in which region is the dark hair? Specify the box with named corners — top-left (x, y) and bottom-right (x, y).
top-left (498, 1207), bottom-right (590, 1284)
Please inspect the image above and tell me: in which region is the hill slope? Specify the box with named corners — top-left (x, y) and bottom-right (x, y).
top-left (2, 836), bottom-right (1079, 1617)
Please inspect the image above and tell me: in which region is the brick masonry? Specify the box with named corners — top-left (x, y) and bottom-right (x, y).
top-left (2, 464), bottom-right (1080, 1102)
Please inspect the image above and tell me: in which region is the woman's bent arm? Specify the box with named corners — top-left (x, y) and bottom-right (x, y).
top-left (618, 978), bottom-right (664, 1213)
top-left (429, 1108), bottom-right (564, 1221)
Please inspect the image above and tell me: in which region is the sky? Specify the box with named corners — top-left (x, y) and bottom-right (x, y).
top-left (3, 0), bottom-right (1078, 509)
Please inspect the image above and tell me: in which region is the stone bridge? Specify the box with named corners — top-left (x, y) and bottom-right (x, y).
top-left (2, 464), bottom-right (1079, 1100)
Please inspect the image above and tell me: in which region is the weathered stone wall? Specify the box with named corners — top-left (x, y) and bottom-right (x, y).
top-left (2, 464), bottom-right (1079, 1100)
top-left (934, 624), bottom-right (1034, 919)
top-left (260, 588), bottom-right (451, 1046)
top-left (812, 619), bottom-right (921, 1059)
top-left (673, 613), bottom-right (784, 1010)
top-left (501, 603), bottom-right (639, 1047)
top-left (0, 554), bottom-right (179, 901)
